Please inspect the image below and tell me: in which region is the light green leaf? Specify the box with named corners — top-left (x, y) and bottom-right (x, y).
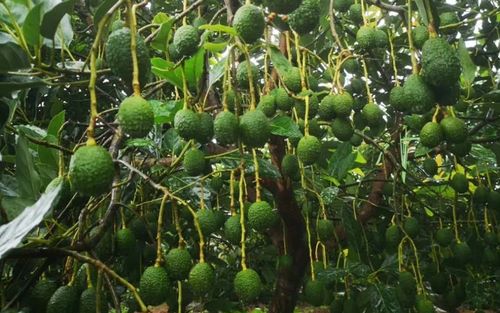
top-left (151, 57), bottom-right (183, 90)
top-left (199, 24), bottom-right (237, 36)
top-left (208, 56), bottom-right (227, 89)
top-left (149, 99), bottom-right (183, 125)
top-left (151, 17), bottom-right (173, 52)
top-left (15, 136), bottom-right (41, 199)
top-left (203, 41), bottom-right (228, 53)
top-left (268, 45), bottom-right (292, 77)
top-left (184, 48), bottom-right (206, 92)
top-left (270, 116), bottom-right (302, 139)
top-left (457, 39), bottom-right (477, 85)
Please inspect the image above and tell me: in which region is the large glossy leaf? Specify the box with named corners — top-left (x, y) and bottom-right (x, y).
top-left (38, 111), bottom-right (65, 171)
top-left (15, 136), bottom-right (41, 199)
top-left (151, 13), bottom-right (173, 52)
top-left (268, 45), bottom-right (292, 77)
top-left (184, 48), bottom-right (206, 92)
top-left (40, 0), bottom-right (75, 39)
top-left (270, 115), bottom-right (302, 139)
top-left (458, 39), bottom-right (477, 85)
top-left (150, 99), bottom-right (182, 125)
top-left (0, 180), bottom-right (61, 259)
top-left (151, 57), bottom-right (183, 90)
top-left (22, 3), bottom-right (43, 46)
top-left (329, 142), bottom-right (356, 180)
top-left (0, 33), bottom-right (30, 73)
top-left (373, 284), bottom-right (402, 313)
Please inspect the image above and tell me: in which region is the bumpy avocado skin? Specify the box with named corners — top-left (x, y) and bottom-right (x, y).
top-left (361, 103), bottom-right (383, 127)
top-left (46, 286), bottom-right (79, 313)
top-left (421, 38), bottom-right (461, 88)
top-left (275, 88), bottom-right (294, 111)
top-left (297, 135), bottom-right (322, 165)
top-left (195, 112), bottom-right (214, 144)
top-left (248, 201), bottom-right (278, 232)
top-left (304, 279), bottom-right (325, 306)
top-left (173, 25), bottom-right (200, 57)
top-left (331, 118), bottom-right (354, 142)
top-left (214, 111), bottom-right (239, 145)
top-left (174, 109), bottom-right (198, 140)
top-left (78, 288), bottom-right (106, 313)
top-left (183, 149), bottom-right (206, 176)
top-left (257, 94), bottom-right (277, 117)
top-left (233, 269), bottom-right (262, 302)
top-left (139, 266), bottom-right (170, 306)
top-left (288, 0), bottom-right (321, 35)
top-left (282, 67), bottom-right (302, 93)
top-left (412, 25), bottom-right (429, 49)
top-left (419, 122), bottom-right (443, 148)
top-left (236, 61), bottom-right (259, 90)
top-left (118, 95), bottom-right (154, 138)
top-left (224, 215), bottom-right (242, 244)
top-left (356, 26), bottom-right (377, 50)
top-left (188, 263), bottom-right (215, 296)
top-left (233, 4), bottom-right (266, 44)
top-left (105, 28), bottom-right (150, 87)
top-left (403, 74), bottom-right (436, 114)
top-left (440, 116), bottom-right (468, 144)
top-left (239, 110), bottom-right (270, 148)
top-left (389, 86), bottom-right (408, 112)
top-left (281, 154), bottom-right (300, 180)
top-left (69, 145), bottom-right (114, 196)
top-left (165, 248), bottom-right (192, 281)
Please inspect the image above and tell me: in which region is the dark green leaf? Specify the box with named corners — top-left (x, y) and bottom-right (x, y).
top-left (268, 45), bottom-right (292, 77)
top-left (94, 0), bottom-right (118, 26)
top-left (22, 3), bottom-right (42, 46)
top-left (0, 33), bottom-right (30, 73)
top-left (0, 99), bottom-right (10, 130)
top-left (151, 19), bottom-right (173, 52)
top-left (15, 136), bottom-right (41, 199)
top-left (458, 39), bottom-right (477, 85)
top-left (184, 48), bottom-right (206, 92)
top-left (373, 284), bottom-right (402, 313)
top-left (40, 0), bottom-right (76, 39)
top-left (329, 142), bottom-right (356, 180)
top-left (0, 78), bottom-right (48, 97)
top-left (270, 115), bottom-right (302, 138)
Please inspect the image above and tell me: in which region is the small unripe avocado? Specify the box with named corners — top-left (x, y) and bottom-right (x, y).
top-left (214, 111), bottom-right (239, 145)
top-left (275, 88), bottom-right (294, 111)
top-left (239, 110), bottom-right (270, 148)
top-left (288, 0), bottom-right (321, 35)
top-left (257, 94), bottom-right (277, 117)
top-left (281, 154), bottom-right (300, 180)
top-left (294, 92), bottom-right (319, 119)
top-left (69, 145), bottom-right (114, 196)
top-left (436, 228), bottom-right (454, 246)
top-left (389, 86), bottom-right (408, 112)
top-left (174, 109), bottom-right (198, 140)
top-left (361, 103), bottom-right (383, 127)
top-left (416, 296), bottom-right (435, 313)
top-left (487, 190), bottom-right (500, 210)
top-left (419, 122), bottom-right (444, 148)
top-left (282, 67), bottom-right (302, 93)
top-left (139, 266), bottom-right (170, 306)
top-left (440, 116), bottom-right (468, 144)
top-left (248, 201), bottom-right (278, 232)
top-left (356, 26), bottom-right (377, 50)
top-left (118, 95), bottom-right (154, 138)
top-left (116, 228), bottom-right (136, 256)
top-left (385, 225), bottom-right (401, 249)
top-left (412, 25), bottom-right (429, 49)
top-left (183, 149), bottom-right (206, 176)
top-left (28, 280), bottom-right (58, 313)
top-left (453, 242), bottom-right (472, 263)
top-left (224, 214), bottom-right (242, 244)
top-left (448, 140), bottom-right (471, 157)
top-left (334, 0), bottom-right (354, 12)
top-left (423, 158), bottom-right (438, 176)
top-left (450, 173), bottom-right (468, 193)
top-left (349, 3), bottom-right (363, 23)
top-left (398, 271), bottom-right (417, 293)
top-left (233, 4), bottom-right (265, 44)
top-left (473, 185), bottom-right (490, 204)
top-left (165, 248), bottom-right (192, 281)
top-left (46, 285), bottom-right (79, 313)
top-left (188, 262), bottom-right (215, 296)
top-left (332, 92), bottom-right (354, 118)
top-left (196, 209), bottom-right (219, 236)
top-left (318, 94), bottom-right (336, 121)
top-left (403, 217), bottom-right (420, 238)
top-left (331, 118), bottom-right (354, 142)
top-left (439, 12), bottom-right (459, 34)
top-left (173, 25), bottom-right (200, 57)
top-left (317, 219), bottom-right (334, 243)
top-left (195, 112), bottom-right (214, 144)
top-left (374, 29), bottom-right (388, 48)
top-left (233, 269), bottom-right (262, 302)
top-left (236, 61), bottom-right (259, 90)
top-left (79, 287), bottom-right (106, 313)
top-left (304, 279), bottom-right (325, 307)
top-left (265, 0), bottom-right (301, 14)
top-left (297, 135), bottom-right (322, 165)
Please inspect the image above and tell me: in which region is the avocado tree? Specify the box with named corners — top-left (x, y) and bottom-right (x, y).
top-left (0, 0), bottom-right (499, 312)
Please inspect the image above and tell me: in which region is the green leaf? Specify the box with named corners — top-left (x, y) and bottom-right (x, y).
top-left (23, 3), bottom-right (42, 46)
top-left (208, 56), bottom-right (227, 89)
top-left (47, 110), bottom-right (65, 137)
top-left (125, 138), bottom-right (155, 149)
top-left (184, 48), bottom-right (206, 92)
top-left (198, 24), bottom-right (237, 36)
top-left (94, 0), bottom-right (118, 26)
top-left (149, 99), bottom-right (183, 125)
top-left (0, 33), bottom-right (30, 73)
top-left (40, 0), bottom-right (76, 39)
top-left (151, 57), bottom-right (184, 90)
top-left (373, 284), bottom-right (402, 313)
top-left (203, 41), bottom-right (228, 53)
top-left (268, 45), bottom-right (292, 77)
top-left (0, 78), bottom-right (48, 97)
top-left (151, 17), bottom-right (173, 52)
top-left (15, 136), bottom-right (41, 199)
top-left (0, 180), bottom-right (61, 258)
top-left (270, 115), bottom-right (302, 139)
top-left (414, 0), bottom-right (428, 25)
top-left (329, 142), bottom-right (356, 180)
top-left (0, 99), bottom-right (10, 130)
top-left (37, 111), bottom-right (65, 172)
top-left (457, 39), bottom-right (477, 85)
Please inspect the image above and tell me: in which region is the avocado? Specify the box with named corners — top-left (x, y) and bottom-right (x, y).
top-left (239, 110), bottom-right (270, 148)
top-left (236, 61), bottom-right (259, 90)
top-left (453, 242), bottom-right (472, 263)
top-left (233, 269), bottom-right (262, 302)
top-left (188, 262), bottom-right (215, 296)
top-left (69, 145), bottom-right (115, 196)
top-left (331, 118), bottom-right (354, 142)
top-left (248, 201), bottom-right (278, 232)
top-left (196, 209), bottom-right (219, 236)
top-left (412, 25), bottom-right (429, 49)
top-left (487, 190), bottom-right (500, 210)
top-left (415, 296), bottom-right (435, 313)
top-left (440, 116), bottom-right (468, 144)
top-left (403, 74), bottom-right (436, 114)
top-left (422, 158), bottom-right (438, 175)
top-left (297, 135), bottom-right (321, 165)
top-left (281, 154), bottom-right (300, 180)
top-left (46, 285), bottom-right (79, 313)
top-left (265, 0), bottom-right (301, 14)
top-left (403, 217), bottom-right (419, 238)
top-left (331, 92), bottom-right (354, 118)
top-left (294, 92), bottom-right (319, 118)
top-left (28, 280), bottom-right (58, 313)
top-left (473, 185), bottom-right (490, 204)
top-left (183, 149), bottom-right (206, 176)
top-left (421, 38), bottom-right (461, 88)
top-left (118, 95), bottom-right (154, 138)
top-left (282, 67), bottom-right (302, 93)
top-left (361, 103), bottom-right (383, 127)
top-left (116, 228), bottom-right (136, 256)
top-left (317, 219), bottom-right (334, 243)
top-left (233, 4), bottom-right (265, 44)
top-left (139, 266), bottom-right (170, 306)
top-left (385, 225), bottom-right (401, 249)
top-left (373, 29), bottom-right (388, 48)
top-left (275, 88), bottom-right (294, 111)
top-left (174, 109), bottom-right (198, 140)
top-left (419, 122), bottom-right (443, 148)
top-left (349, 4), bottom-right (363, 24)
top-left (165, 247), bottom-right (192, 281)
top-left (224, 214), bottom-right (242, 244)
top-left (78, 288), bottom-right (106, 313)
top-left (318, 94), bottom-right (336, 121)
top-left (214, 111), bottom-right (239, 145)
top-left (450, 173), bottom-right (469, 193)
top-left (105, 28), bottom-right (150, 87)
top-left (195, 112), bottom-right (214, 144)
top-left (389, 85), bottom-right (408, 112)
top-left (356, 26), bottom-right (377, 50)
top-left (288, 0), bottom-right (320, 34)
top-left (435, 228), bottom-right (454, 246)
top-left (439, 12), bottom-right (459, 34)
top-left (173, 25), bottom-right (200, 57)
top-left (448, 140), bottom-right (471, 157)
top-left (304, 279), bottom-right (325, 306)
top-left (257, 94), bottom-right (277, 117)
